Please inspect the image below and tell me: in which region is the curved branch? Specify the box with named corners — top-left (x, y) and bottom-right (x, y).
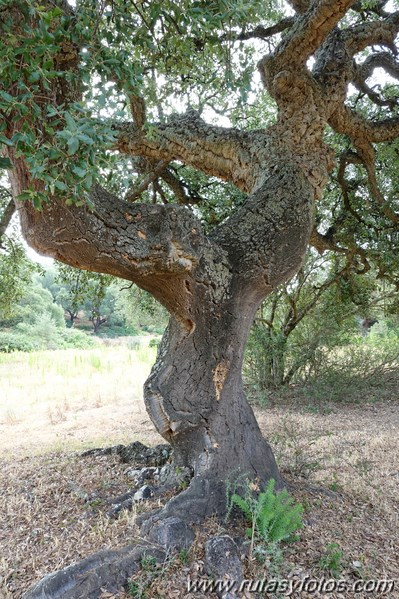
top-left (329, 109), bottom-right (399, 223)
top-left (160, 169), bottom-right (194, 205)
top-left (125, 160), bottom-right (169, 202)
top-left (343, 11), bottom-right (399, 57)
top-left (337, 150), bottom-right (366, 224)
top-left (330, 105), bottom-right (399, 143)
top-left (358, 52), bottom-right (399, 81)
top-left (352, 52), bottom-right (399, 109)
top-left (11, 162), bottom-right (207, 324)
top-left (359, 142), bottom-right (399, 224)
top-left (234, 17), bottom-right (295, 41)
top-left (310, 228), bottom-right (348, 254)
top-left (114, 111), bottom-right (252, 192)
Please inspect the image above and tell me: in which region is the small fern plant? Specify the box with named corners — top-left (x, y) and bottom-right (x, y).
top-left (230, 478), bottom-right (303, 546)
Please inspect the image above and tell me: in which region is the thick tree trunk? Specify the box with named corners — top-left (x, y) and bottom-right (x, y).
top-left (144, 284), bottom-right (282, 521)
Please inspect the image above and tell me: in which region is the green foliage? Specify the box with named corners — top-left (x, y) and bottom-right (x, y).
top-left (0, 317), bottom-right (96, 353)
top-left (297, 333), bottom-right (399, 404)
top-left (60, 327), bottom-right (97, 349)
top-left (0, 237), bottom-right (37, 319)
top-left (55, 263), bottom-right (115, 331)
top-left (15, 278), bottom-right (65, 327)
top-left (0, 272), bottom-right (97, 351)
top-left (114, 285), bottom-right (167, 335)
top-left (244, 248), bottom-right (399, 396)
top-left (319, 543), bottom-right (344, 578)
top-left (0, 0), bottom-right (117, 207)
top-left (178, 548), bottom-right (190, 565)
top-left (0, 0), bottom-right (285, 210)
top-left (229, 478), bottom-right (303, 545)
top-left (17, 312), bottom-right (65, 350)
top-left (0, 330), bottom-right (39, 352)
top-left (0, 157), bottom-right (12, 169)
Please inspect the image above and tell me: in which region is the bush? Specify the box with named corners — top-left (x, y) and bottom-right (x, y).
top-left (0, 331), bottom-right (39, 352)
top-left (306, 334), bottom-right (399, 385)
top-left (16, 314), bottom-right (65, 350)
top-left (59, 328), bottom-right (98, 349)
top-left (0, 319), bottom-right (96, 352)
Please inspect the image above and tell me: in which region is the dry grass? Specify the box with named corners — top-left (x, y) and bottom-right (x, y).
top-left (0, 346), bottom-right (163, 460)
top-left (0, 348), bottom-right (398, 598)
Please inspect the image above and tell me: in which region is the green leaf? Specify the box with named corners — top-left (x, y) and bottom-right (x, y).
top-left (17, 191), bottom-right (33, 202)
top-left (64, 111), bottom-right (77, 132)
top-left (67, 137), bottom-right (79, 155)
top-left (0, 157), bottom-right (13, 169)
top-left (54, 180), bottom-right (68, 191)
top-left (72, 166), bottom-right (86, 178)
top-left (0, 135), bottom-right (14, 147)
top-left (0, 90), bottom-right (13, 103)
top-left (28, 70), bottom-right (41, 83)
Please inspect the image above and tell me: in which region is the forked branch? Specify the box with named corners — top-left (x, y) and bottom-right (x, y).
top-left (272, 0), bottom-right (356, 70)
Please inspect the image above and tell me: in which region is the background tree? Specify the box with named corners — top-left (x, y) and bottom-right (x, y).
top-left (113, 284), bottom-right (168, 334)
top-left (245, 248), bottom-right (398, 392)
top-left (55, 263), bottom-right (114, 331)
top-left (0, 183), bottom-right (36, 318)
top-left (1, 0), bottom-right (399, 530)
top-left (0, 273), bottom-right (97, 351)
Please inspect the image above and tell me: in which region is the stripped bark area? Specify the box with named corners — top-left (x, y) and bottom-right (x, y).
top-left (3, 0), bottom-right (399, 522)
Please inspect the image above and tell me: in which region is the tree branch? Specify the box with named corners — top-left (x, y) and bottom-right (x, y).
top-left (125, 160), bottom-right (169, 202)
top-left (329, 104), bottom-right (399, 143)
top-left (337, 151), bottom-right (367, 224)
top-left (351, 52), bottom-right (399, 108)
top-left (160, 169), bottom-right (197, 205)
top-left (271, 0), bottom-right (356, 70)
top-left (234, 17), bottom-right (295, 41)
top-left (310, 228), bottom-right (347, 254)
top-left (357, 52), bottom-right (399, 81)
top-left (114, 111), bottom-right (252, 192)
top-left (0, 198), bottom-right (15, 244)
top-left (12, 169), bottom-right (207, 324)
top-left (330, 111), bottom-right (399, 224)
top-left (343, 11), bottom-right (399, 57)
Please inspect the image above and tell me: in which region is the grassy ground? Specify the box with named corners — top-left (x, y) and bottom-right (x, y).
top-left (0, 345), bottom-right (162, 459)
top-left (0, 347), bottom-right (398, 598)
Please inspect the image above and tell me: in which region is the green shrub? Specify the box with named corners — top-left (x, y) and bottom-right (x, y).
top-left (319, 542), bottom-right (343, 578)
top-left (148, 338), bottom-right (160, 348)
top-left (96, 324), bottom-right (138, 338)
top-left (0, 331), bottom-right (39, 352)
top-left (0, 320), bottom-right (96, 352)
top-left (60, 328), bottom-right (97, 349)
top-left (16, 314), bottom-right (64, 350)
top-left (229, 478), bottom-right (303, 544)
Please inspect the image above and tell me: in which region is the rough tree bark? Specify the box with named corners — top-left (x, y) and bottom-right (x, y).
top-left (3, 0), bottom-right (399, 524)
